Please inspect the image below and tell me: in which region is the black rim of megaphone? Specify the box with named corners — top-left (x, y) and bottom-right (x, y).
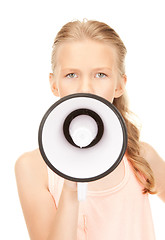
top-left (38, 93), bottom-right (128, 183)
top-left (63, 108), bottom-right (104, 149)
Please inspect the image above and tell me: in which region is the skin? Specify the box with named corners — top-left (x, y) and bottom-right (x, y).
top-left (15, 39), bottom-right (165, 240)
top-left (49, 39), bottom-right (127, 101)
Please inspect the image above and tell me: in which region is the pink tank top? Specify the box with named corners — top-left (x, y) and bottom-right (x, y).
top-left (47, 156), bottom-right (155, 240)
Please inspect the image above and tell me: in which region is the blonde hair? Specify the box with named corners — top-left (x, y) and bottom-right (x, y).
top-left (51, 19), bottom-right (156, 194)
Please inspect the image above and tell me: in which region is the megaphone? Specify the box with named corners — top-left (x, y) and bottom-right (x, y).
top-left (38, 93), bottom-right (127, 201)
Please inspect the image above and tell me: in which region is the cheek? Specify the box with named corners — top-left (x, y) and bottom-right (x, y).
top-left (96, 83), bottom-right (116, 102)
top-left (58, 81), bottom-right (76, 97)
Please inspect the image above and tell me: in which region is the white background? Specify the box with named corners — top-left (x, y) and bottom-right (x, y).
top-left (0, 0), bottom-right (165, 239)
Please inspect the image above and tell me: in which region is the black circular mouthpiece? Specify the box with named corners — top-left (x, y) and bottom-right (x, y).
top-left (63, 108), bottom-right (104, 148)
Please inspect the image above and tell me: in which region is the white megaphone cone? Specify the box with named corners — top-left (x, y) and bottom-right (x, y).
top-left (38, 93), bottom-right (127, 201)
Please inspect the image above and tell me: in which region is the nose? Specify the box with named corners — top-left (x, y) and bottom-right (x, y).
top-left (78, 78), bottom-right (94, 94)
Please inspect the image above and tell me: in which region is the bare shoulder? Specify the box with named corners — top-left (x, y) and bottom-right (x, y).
top-left (139, 141), bottom-right (165, 171)
top-left (139, 141), bottom-right (156, 157)
top-left (139, 141), bottom-right (163, 165)
top-left (140, 141), bottom-right (165, 201)
top-left (15, 150), bottom-right (57, 239)
top-left (15, 149), bottom-right (48, 189)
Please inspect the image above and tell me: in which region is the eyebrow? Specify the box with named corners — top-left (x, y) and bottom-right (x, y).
top-left (61, 67), bottom-right (113, 73)
top-left (92, 67), bottom-right (112, 72)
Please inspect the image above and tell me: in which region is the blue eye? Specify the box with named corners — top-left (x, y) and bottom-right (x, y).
top-left (66, 73), bottom-right (77, 78)
top-left (96, 73), bottom-right (107, 78)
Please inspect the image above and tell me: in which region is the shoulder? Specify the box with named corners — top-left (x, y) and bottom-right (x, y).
top-left (15, 150), bottom-right (58, 239)
top-left (15, 149), bottom-right (45, 168)
top-left (139, 141), bottom-right (163, 166)
top-left (139, 142), bottom-right (158, 160)
top-left (140, 141), bottom-right (165, 201)
top-left (15, 149), bottom-right (48, 189)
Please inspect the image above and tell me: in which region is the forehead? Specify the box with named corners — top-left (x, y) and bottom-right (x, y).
top-left (55, 40), bottom-right (117, 71)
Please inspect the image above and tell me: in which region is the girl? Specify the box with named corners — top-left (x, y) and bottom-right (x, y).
top-left (15, 19), bottom-right (165, 240)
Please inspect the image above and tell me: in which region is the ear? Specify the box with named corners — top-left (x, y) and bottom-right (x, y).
top-left (49, 73), bottom-right (59, 97)
top-left (114, 74), bottom-right (127, 98)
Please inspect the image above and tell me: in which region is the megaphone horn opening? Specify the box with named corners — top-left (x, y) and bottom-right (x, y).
top-left (63, 108), bottom-right (104, 148)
